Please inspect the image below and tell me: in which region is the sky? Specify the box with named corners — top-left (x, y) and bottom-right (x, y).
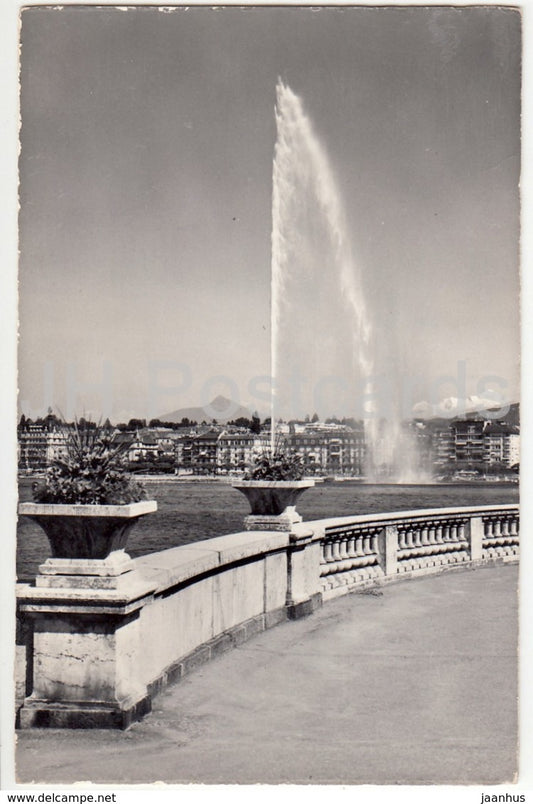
top-left (18, 5), bottom-right (521, 422)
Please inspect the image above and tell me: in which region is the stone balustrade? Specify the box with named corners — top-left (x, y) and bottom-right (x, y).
top-left (15, 503), bottom-right (518, 729)
top-left (306, 504), bottom-right (519, 599)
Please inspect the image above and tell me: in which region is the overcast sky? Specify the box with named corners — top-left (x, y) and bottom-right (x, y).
top-left (18, 5), bottom-right (521, 422)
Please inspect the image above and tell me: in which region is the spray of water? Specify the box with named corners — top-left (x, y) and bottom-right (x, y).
top-left (365, 417), bottom-right (432, 483)
top-left (270, 79), bottom-right (372, 453)
top-left (269, 79), bottom-right (427, 481)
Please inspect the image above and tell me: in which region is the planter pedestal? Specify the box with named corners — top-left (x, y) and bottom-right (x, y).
top-left (17, 501), bottom-right (158, 729)
top-left (231, 480), bottom-right (321, 617)
top-left (17, 560), bottom-right (157, 729)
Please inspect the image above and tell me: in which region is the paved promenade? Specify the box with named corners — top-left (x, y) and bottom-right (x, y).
top-left (16, 564), bottom-right (518, 786)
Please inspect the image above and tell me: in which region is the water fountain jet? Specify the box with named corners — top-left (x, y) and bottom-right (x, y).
top-left (269, 79), bottom-right (428, 483)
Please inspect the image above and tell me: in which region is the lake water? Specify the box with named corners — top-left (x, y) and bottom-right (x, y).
top-left (16, 478), bottom-right (519, 579)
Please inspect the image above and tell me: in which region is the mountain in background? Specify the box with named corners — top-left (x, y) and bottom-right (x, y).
top-left (159, 395), bottom-right (255, 424)
top-left (413, 397), bottom-right (519, 423)
top-left (159, 395), bottom-right (519, 427)
top-left (481, 401), bottom-right (519, 426)
top-left (421, 401), bottom-right (519, 428)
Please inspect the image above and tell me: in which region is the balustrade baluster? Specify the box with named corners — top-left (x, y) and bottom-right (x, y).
top-left (320, 506), bottom-right (518, 598)
top-left (398, 529), bottom-right (407, 550)
top-left (339, 538), bottom-right (349, 560)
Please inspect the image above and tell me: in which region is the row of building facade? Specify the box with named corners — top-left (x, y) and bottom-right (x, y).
top-left (430, 420), bottom-right (520, 471)
top-left (18, 415), bottom-right (520, 477)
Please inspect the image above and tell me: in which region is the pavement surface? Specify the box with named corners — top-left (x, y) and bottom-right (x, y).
top-left (16, 563), bottom-right (518, 786)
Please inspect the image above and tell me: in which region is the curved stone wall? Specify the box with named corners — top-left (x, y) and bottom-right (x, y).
top-left (16, 503), bottom-right (519, 729)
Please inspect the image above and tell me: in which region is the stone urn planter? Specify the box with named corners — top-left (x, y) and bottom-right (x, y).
top-left (18, 500), bottom-right (157, 560)
top-left (232, 480), bottom-right (314, 531)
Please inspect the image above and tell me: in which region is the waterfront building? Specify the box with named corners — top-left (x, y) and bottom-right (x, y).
top-left (179, 430), bottom-right (220, 474)
top-left (45, 427), bottom-right (70, 464)
top-left (286, 425), bottom-right (366, 476)
top-left (430, 425), bottom-right (455, 467)
top-left (217, 431), bottom-right (254, 473)
top-left (285, 431), bottom-right (327, 475)
top-left (483, 423), bottom-right (520, 467)
top-left (216, 431), bottom-right (269, 474)
top-left (428, 419), bottom-right (520, 473)
top-left (18, 420), bottom-right (69, 473)
top-left (451, 420), bottom-right (487, 464)
top-left (18, 426), bottom-right (50, 472)
top-left (127, 432), bottom-right (159, 463)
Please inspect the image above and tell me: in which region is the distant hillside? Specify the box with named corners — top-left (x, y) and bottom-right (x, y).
top-left (424, 402), bottom-right (519, 428)
top-left (495, 401), bottom-right (520, 426)
top-left (159, 395), bottom-right (254, 424)
top-left (454, 401), bottom-right (519, 425)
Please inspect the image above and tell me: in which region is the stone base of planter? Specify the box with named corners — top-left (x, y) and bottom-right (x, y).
top-left (18, 695), bottom-right (151, 730)
top-left (35, 550), bottom-right (138, 591)
top-left (244, 506), bottom-right (303, 532)
top-left (38, 550), bottom-right (133, 576)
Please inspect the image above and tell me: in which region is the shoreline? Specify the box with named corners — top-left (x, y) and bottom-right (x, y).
top-left (18, 473), bottom-right (519, 487)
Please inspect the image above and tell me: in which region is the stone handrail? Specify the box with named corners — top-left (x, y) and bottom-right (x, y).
top-left (305, 504), bottom-right (519, 599)
top-left (15, 504), bottom-right (519, 729)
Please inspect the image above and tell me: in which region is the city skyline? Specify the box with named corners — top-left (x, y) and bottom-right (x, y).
top-left (18, 6), bottom-right (521, 422)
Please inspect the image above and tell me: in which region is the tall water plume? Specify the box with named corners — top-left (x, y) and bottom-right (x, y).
top-left (270, 80), bottom-right (372, 450)
top-left (269, 79), bottom-right (426, 481)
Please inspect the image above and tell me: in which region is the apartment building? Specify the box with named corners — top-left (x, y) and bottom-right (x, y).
top-left (18, 424), bottom-right (69, 472)
top-left (483, 423), bottom-right (520, 467)
top-left (286, 425), bottom-right (366, 476)
top-left (217, 431), bottom-right (269, 474)
top-left (430, 419), bottom-right (520, 469)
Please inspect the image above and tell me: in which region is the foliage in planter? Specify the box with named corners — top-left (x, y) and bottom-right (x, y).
top-left (245, 442), bottom-right (304, 481)
top-left (32, 424), bottom-right (147, 505)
